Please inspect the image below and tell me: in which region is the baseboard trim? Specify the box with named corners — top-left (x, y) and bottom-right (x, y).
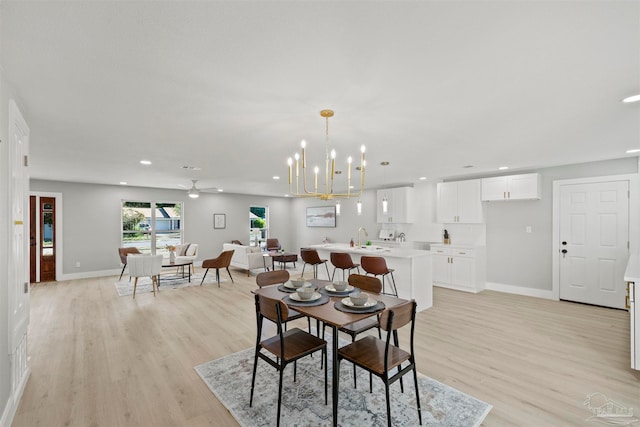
top-left (0, 367), bottom-right (31, 427)
top-left (485, 282), bottom-right (555, 300)
top-left (59, 262), bottom-right (204, 282)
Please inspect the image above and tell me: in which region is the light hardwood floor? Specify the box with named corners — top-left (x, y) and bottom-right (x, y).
top-left (12, 268), bottom-right (640, 426)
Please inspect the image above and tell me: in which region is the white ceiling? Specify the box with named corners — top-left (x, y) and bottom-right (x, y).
top-left (1, 1), bottom-right (639, 197)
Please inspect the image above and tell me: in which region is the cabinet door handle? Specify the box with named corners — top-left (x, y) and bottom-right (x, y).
top-left (508, 191), bottom-right (511, 199)
top-left (503, 191), bottom-right (506, 199)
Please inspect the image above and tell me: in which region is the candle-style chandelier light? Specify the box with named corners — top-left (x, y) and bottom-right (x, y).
top-left (287, 109), bottom-right (365, 213)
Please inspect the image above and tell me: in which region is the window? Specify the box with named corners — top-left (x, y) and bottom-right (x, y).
top-left (121, 201), bottom-right (183, 255)
top-left (249, 206), bottom-right (268, 247)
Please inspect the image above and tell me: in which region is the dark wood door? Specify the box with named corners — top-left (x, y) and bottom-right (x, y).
top-left (40, 197), bottom-right (56, 282)
top-left (30, 196), bottom-right (37, 283)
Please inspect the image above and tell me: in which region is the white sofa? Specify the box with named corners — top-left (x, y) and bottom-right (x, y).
top-left (223, 243), bottom-right (265, 276)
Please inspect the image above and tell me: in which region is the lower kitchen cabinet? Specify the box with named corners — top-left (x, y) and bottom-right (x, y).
top-left (431, 244), bottom-right (485, 293)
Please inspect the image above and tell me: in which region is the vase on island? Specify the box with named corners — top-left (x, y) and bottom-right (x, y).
top-left (170, 251), bottom-right (176, 263)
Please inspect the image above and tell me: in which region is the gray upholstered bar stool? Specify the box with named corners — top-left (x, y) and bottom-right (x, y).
top-left (360, 255), bottom-right (398, 296)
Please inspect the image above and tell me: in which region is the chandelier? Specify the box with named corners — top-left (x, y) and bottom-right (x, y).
top-left (287, 109), bottom-right (365, 213)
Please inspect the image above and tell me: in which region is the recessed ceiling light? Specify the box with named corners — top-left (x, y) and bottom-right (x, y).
top-left (140, 160), bottom-right (152, 165)
top-left (419, 177), bottom-right (427, 180)
top-left (462, 165), bottom-right (474, 169)
top-left (119, 181), bottom-right (127, 185)
top-left (284, 194), bottom-right (290, 197)
top-left (498, 166), bottom-right (509, 170)
top-left (273, 176), bottom-right (280, 180)
top-left (180, 165), bottom-right (201, 170)
top-left (217, 189), bottom-right (224, 192)
top-left (622, 94), bottom-right (640, 103)
top-left (626, 149), bottom-right (640, 154)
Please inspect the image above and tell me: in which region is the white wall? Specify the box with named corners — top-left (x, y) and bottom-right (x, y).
top-left (483, 157), bottom-right (639, 291)
top-left (29, 180), bottom-right (296, 278)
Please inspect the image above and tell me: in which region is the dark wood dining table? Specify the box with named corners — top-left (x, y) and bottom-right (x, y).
top-left (253, 278), bottom-right (408, 427)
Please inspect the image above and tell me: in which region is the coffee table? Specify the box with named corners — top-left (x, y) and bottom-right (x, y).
top-left (263, 251), bottom-right (298, 271)
top-left (160, 259), bottom-right (192, 285)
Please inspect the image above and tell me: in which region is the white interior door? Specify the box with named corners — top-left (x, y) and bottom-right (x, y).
top-left (9, 100), bottom-right (30, 350)
top-left (559, 180), bottom-right (629, 308)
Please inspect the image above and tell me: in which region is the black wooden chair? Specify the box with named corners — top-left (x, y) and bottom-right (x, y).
top-left (250, 294), bottom-right (328, 427)
top-left (337, 299), bottom-right (422, 427)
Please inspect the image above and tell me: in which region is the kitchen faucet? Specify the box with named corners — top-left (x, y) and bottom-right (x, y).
top-left (357, 226), bottom-right (368, 247)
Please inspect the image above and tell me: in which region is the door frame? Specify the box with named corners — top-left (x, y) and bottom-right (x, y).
top-left (29, 191), bottom-right (63, 282)
top-left (552, 173), bottom-right (639, 301)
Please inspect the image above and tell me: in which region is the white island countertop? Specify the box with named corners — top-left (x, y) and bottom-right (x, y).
top-left (307, 243), bottom-right (431, 259)
top-left (310, 243), bottom-right (432, 311)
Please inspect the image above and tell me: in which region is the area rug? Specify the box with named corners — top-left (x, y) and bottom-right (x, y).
top-left (195, 339), bottom-right (492, 426)
top-left (114, 273), bottom-right (227, 296)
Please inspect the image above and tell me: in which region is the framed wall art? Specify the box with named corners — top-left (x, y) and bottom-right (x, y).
top-left (306, 206), bottom-right (336, 228)
top-left (213, 213), bottom-right (226, 229)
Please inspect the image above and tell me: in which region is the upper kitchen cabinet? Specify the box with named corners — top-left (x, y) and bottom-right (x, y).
top-left (437, 180), bottom-right (483, 223)
top-left (377, 187), bottom-right (415, 223)
top-left (481, 173), bottom-right (541, 201)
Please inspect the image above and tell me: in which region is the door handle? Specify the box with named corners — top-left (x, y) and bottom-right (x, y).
top-left (561, 249), bottom-right (567, 259)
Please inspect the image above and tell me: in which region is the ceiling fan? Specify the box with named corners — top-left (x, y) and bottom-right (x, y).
top-left (182, 180), bottom-right (222, 198)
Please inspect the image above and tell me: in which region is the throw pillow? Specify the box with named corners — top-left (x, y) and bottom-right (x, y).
top-left (180, 243), bottom-right (191, 256)
top-left (185, 244), bottom-right (197, 256)
top-left (249, 246), bottom-right (261, 254)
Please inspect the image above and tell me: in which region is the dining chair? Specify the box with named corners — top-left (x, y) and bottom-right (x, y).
top-left (127, 254), bottom-right (163, 299)
top-left (300, 248), bottom-right (330, 279)
top-left (255, 270), bottom-right (312, 332)
top-left (250, 294), bottom-right (328, 427)
top-left (266, 238), bottom-right (281, 251)
top-left (360, 256), bottom-right (398, 296)
top-left (200, 249), bottom-right (235, 286)
top-left (337, 299), bottom-right (422, 427)
top-left (330, 252), bottom-right (360, 282)
top-left (118, 247), bottom-right (141, 280)
top-left (322, 274), bottom-right (382, 385)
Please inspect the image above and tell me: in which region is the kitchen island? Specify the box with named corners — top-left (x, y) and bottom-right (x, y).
top-left (308, 243), bottom-right (432, 312)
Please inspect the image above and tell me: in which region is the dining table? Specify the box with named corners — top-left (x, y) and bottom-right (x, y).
top-left (253, 278), bottom-right (408, 427)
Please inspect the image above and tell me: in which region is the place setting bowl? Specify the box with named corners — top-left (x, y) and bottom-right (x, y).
top-left (324, 281), bottom-right (354, 294)
top-left (287, 286), bottom-right (324, 303)
top-left (338, 291), bottom-right (381, 310)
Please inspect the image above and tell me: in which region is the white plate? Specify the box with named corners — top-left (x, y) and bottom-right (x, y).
top-left (290, 292), bottom-right (322, 302)
top-left (284, 281), bottom-right (312, 289)
top-left (325, 284), bottom-right (354, 293)
top-left (341, 297), bottom-right (378, 309)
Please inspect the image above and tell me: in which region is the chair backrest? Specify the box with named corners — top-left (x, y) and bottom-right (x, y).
top-left (127, 254), bottom-right (163, 277)
top-left (230, 240), bottom-right (244, 245)
top-left (256, 270), bottom-right (290, 288)
top-left (256, 294), bottom-right (290, 323)
top-left (360, 256), bottom-right (389, 275)
top-left (118, 247), bottom-right (141, 264)
top-left (266, 238), bottom-right (281, 251)
top-left (379, 300), bottom-right (415, 332)
top-left (348, 274), bottom-right (382, 294)
top-left (220, 249), bottom-right (234, 267)
top-left (330, 252), bottom-right (355, 269)
top-left (203, 249), bottom-right (235, 268)
top-left (300, 248), bottom-right (321, 264)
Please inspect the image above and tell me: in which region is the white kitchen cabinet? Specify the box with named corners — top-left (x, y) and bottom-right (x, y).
top-left (481, 173), bottom-right (541, 201)
top-left (436, 180), bottom-right (483, 223)
top-left (431, 244), bottom-right (485, 293)
top-left (377, 187), bottom-right (414, 223)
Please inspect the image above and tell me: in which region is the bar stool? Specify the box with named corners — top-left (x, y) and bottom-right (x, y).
top-left (300, 248), bottom-right (330, 279)
top-left (330, 252), bottom-right (360, 281)
top-left (360, 256), bottom-right (398, 296)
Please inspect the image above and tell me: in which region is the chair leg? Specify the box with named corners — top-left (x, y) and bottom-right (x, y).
top-left (331, 267), bottom-right (337, 282)
top-left (385, 382), bottom-right (392, 427)
top-left (413, 365), bottom-right (423, 425)
top-left (216, 269), bottom-right (220, 287)
top-left (324, 262), bottom-right (330, 280)
top-left (277, 368), bottom-right (284, 427)
top-left (249, 349), bottom-right (260, 407)
top-left (301, 264), bottom-right (307, 278)
top-left (200, 268), bottom-right (209, 285)
top-left (324, 348), bottom-right (328, 405)
top-left (352, 335), bottom-right (357, 389)
top-left (119, 264), bottom-right (126, 280)
top-left (132, 277), bottom-right (138, 299)
top-left (226, 267), bottom-right (234, 283)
